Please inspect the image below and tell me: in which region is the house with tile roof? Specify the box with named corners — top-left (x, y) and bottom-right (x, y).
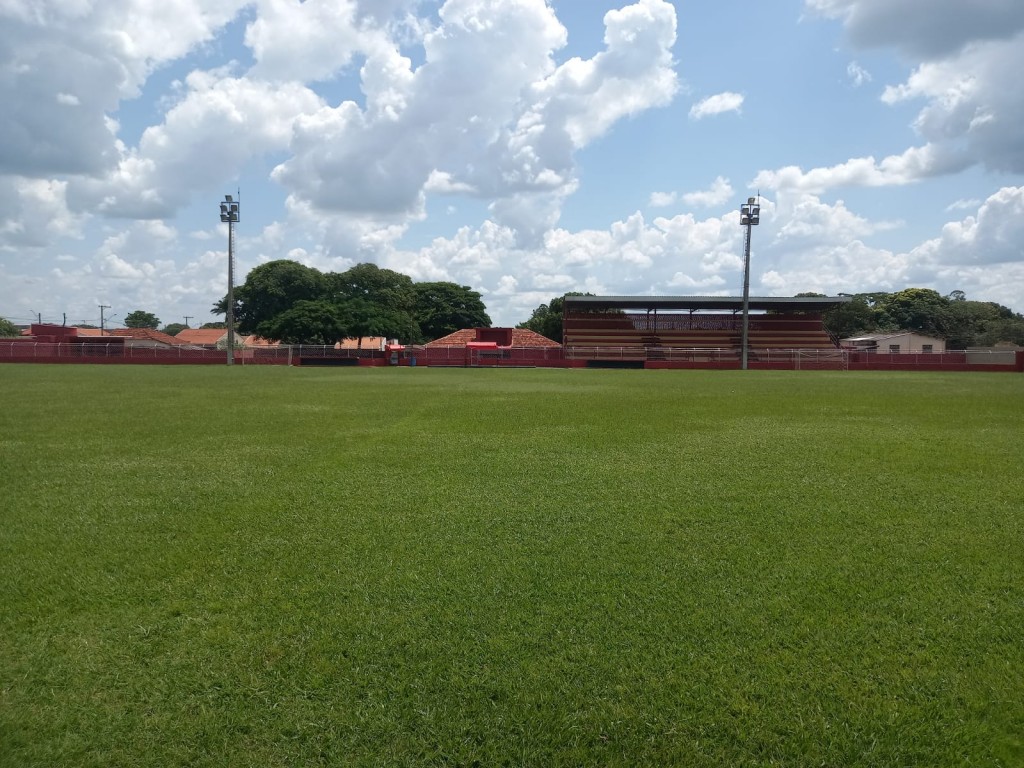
top-left (425, 327), bottom-right (561, 348)
top-left (174, 328), bottom-right (278, 348)
top-left (175, 328), bottom-right (230, 347)
top-left (75, 327), bottom-right (189, 347)
top-left (841, 331), bottom-right (945, 354)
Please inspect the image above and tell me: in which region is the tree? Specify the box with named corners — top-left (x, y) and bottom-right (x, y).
top-left (874, 288), bottom-right (951, 338)
top-left (124, 310), bottom-right (160, 329)
top-left (821, 295), bottom-right (874, 339)
top-left (214, 260), bottom-right (328, 335)
top-left (815, 289), bottom-right (1024, 347)
top-left (413, 282), bottom-right (491, 342)
top-left (201, 322), bottom-right (227, 329)
top-left (0, 318), bottom-right (20, 337)
top-left (983, 316), bottom-right (1024, 347)
top-left (945, 299), bottom-right (1024, 348)
top-left (342, 298), bottom-right (422, 346)
top-left (260, 300), bottom-right (351, 345)
top-left (330, 263), bottom-right (416, 312)
top-left (161, 323), bottom-right (186, 336)
top-left (517, 292), bottom-right (591, 343)
top-left (329, 263), bottom-right (419, 342)
top-left (212, 259), bottom-right (495, 345)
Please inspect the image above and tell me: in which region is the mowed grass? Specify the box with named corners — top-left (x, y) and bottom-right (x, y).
top-left (1, 365), bottom-right (1022, 767)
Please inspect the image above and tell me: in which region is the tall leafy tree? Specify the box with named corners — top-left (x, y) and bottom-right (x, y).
top-left (984, 316), bottom-right (1024, 347)
top-left (214, 260), bottom-right (328, 335)
top-left (874, 288), bottom-right (951, 337)
top-left (413, 282), bottom-right (491, 342)
top-left (821, 295), bottom-right (874, 339)
top-left (161, 323), bottom-right (187, 336)
top-left (330, 263), bottom-right (419, 341)
top-left (260, 300), bottom-right (351, 345)
top-left (124, 310), bottom-right (160, 329)
top-left (343, 298), bottom-right (422, 345)
top-left (945, 299), bottom-right (1024, 348)
top-left (331, 264), bottom-right (416, 313)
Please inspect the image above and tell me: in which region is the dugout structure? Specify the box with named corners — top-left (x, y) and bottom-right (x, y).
top-left (562, 295), bottom-right (850, 368)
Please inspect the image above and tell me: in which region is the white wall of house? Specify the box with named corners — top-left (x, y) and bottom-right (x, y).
top-left (842, 332), bottom-right (945, 353)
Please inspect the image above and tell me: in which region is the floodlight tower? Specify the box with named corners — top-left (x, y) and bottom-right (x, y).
top-left (219, 194), bottom-right (240, 365)
top-left (739, 196), bottom-right (760, 370)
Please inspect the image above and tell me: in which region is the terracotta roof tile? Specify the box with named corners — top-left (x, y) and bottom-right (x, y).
top-left (175, 329), bottom-right (226, 345)
top-left (510, 328), bottom-right (561, 347)
top-left (425, 329), bottom-right (477, 347)
top-left (425, 328), bottom-right (560, 348)
top-left (107, 328), bottom-right (190, 346)
top-left (241, 335), bottom-right (279, 347)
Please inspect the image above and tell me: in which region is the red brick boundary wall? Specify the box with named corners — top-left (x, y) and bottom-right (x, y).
top-left (2, 343), bottom-right (1021, 372)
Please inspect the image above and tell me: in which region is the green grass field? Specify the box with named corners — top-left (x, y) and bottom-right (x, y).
top-left (2, 365), bottom-right (1022, 766)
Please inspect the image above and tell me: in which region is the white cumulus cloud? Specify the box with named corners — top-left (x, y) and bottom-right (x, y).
top-left (753, 143), bottom-right (971, 193)
top-left (689, 92), bottom-right (743, 120)
top-left (273, 0), bottom-right (679, 246)
top-left (807, 0), bottom-right (1024, 177)
top-left (682, 177), bottom-right (733, 208)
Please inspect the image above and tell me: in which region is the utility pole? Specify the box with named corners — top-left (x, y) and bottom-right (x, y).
top-left (99, 305), bottom-right (111, 335)
top-left (183, 315), bottom-right (193, 328)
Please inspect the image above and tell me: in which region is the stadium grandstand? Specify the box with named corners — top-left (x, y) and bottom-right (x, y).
top-left (562, 295), bottom-right (849, 366)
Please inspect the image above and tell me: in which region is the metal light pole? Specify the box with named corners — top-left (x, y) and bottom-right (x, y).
top-left (219, 195), bottom-right (240, 365)
top-left (739, 196), bottom-right (760, 371)
top-left (99, 304), bottom-right (111, 335)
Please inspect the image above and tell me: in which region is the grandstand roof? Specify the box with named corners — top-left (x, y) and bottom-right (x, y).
top-left (564, 295), bottom-right (851, 312)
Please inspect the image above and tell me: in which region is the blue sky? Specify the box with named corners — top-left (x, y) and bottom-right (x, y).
top-left (1, 0), bottom-right (1022, 330)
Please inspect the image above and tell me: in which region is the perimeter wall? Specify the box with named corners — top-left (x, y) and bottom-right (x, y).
top-left (1, 342), bottom-right (1021, 372)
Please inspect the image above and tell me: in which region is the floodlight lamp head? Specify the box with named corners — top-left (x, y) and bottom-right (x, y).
top-left (225, 194), bottom-right (233, 202)
top-left (219, 200), bottom-right (239, 222)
